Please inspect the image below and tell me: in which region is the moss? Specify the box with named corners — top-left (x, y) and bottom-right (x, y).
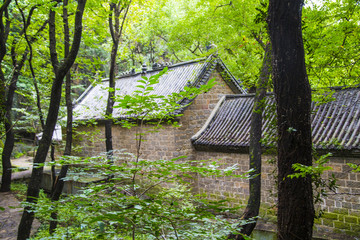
top-left (209, 194), bottom-right (217, 199)
top-left (344, 216), bottom-right (358, 224)
top-left (223, 192), bottom-right (230, 197)
top-left (322, 212), bottom-right (339, 220)
top-left (332, 208), bottom-right (349, 215)
top-left (349, 211), bottom-right (360, 218)
top-left (322, 218), bottom-right (334, 227)
top-left (334, 221), bottom-right (351, 230)
top-left (351, 223), bottom-right (360, 232)
top-left (314, 218), bottom-right (322, 224)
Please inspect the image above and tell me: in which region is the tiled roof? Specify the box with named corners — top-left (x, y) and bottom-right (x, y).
top-left (73, 55), bottom-right (246, 121)
top-left (192, 87), bottom-right (360, 155)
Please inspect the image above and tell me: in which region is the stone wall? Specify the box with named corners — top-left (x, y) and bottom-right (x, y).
top-left (72, 70), bottom-right (360, 238)
top-left (73, 71), bottom-right (234, 162)
top-left (195, 150), bottom-right (360, 238)
top-left (194, 151), bottom-right (277, 205)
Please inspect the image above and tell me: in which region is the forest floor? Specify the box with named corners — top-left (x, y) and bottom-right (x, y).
top-left (0, 191), bottom-right (40, 240)
top-left (0, 156), bottom-right (40, 240)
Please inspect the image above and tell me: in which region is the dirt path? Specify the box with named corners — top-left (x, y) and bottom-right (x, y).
top-left (0, 157), bottom-right (40, 239)
top-left (0, 192), bottom-right (40, 240)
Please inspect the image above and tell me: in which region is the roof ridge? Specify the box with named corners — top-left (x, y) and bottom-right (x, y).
top-left (109, 57), bottom-right (209, 81)
top-left (312, 84), bottom-right (360, 92)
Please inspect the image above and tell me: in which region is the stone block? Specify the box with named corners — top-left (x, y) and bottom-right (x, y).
top-left (346, 180), bottom-right (360, 188)
top-left (351, 223), bottom-right (360, 232)
top-left (329, 158), bottom-right (345, 164)
top-left (322, 212), bottom-right (339, 220)
top-left (344, 216), bottom-right (358, 224)
top-left (322, 218), bottom-right (334, 227)
top-left (353, 203), bottom-right (360, 210)
top-left (334, 221), bottom-right (351, 230)
top-left (332, 208), bottom-right (349, 215)
top-left (331, 171), bottom-right (349, 180)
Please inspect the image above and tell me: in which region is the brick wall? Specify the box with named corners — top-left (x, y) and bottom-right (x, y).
top-left (73, 71), bottom-right (234, 162)
top-left (195, 150), bottom-right (360, 238)
top-left (194, 151), bottom-right (277, 204)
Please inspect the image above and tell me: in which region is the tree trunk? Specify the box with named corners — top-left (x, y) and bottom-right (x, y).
top-left (1, 118), bottom-right (14, 192)
top-left (49, 164), bottom-right (69, 233)
top-left (49, 0), bottom-right (72, 233)
top-left (105, 38), bottom-right (118, 160)
top-left (0, 66), bottom-right (23, 192)
top-left (105, 1), bottom-right (131, 161)
top-left (0, 73), bottom-right (17, 192)
top-left (0, 0), bottom-right (11, 124)
top-left (268, 1), bottom-right (314, 240)
top-left (228, 44), bottom-right (271, 240)
top-left (105, 3), bottom-right (120, 161)
top-left (17, 1), bottom-right (86, 239)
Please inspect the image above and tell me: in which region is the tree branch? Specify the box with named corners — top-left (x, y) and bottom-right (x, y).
top-left (214, 1), bottom-right (233, 12)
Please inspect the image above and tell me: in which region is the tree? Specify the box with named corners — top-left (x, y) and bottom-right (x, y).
top-left (228, 43), bottom-right (271, 240)
top-left (119, 0), bottom-right (266, 86)
top-left (303, 0), bottom-right (360, 88)
top-left (49, 0), bottom-right (73, 233)
top-left (17, 1), bottom-right (87, 239)
top-left (105, 0), bottom-right (131, 161)
top-left (268, 0), bottom-right (314, 239)
top-left (0, 0), bottom-right (11, 190)
top-left (0, 1), bottom-right (47, 192)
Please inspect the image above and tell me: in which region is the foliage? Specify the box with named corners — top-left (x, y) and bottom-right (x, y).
top-left (1, 0), bottom-right (359, 238)
top-left (347, 163), bottom-right (360, 173)
top-left (3, 0), bottom-right (359, 141)
top-left (11, 181), bottom-right (28, 201)
top-left (26, 67), bottom-right (251, 239)
top-left (11, 142), bottom-right (36, 158)
top-left (32, 154), bottom-right (246, 240)
top-left (288, 152), bottom-right (337, 217)
top-left (311, 88), bottom-right (336, 106)
top-left (121, 0), bottom-right (267, 87)
top-left (303, 0), bottom-right (360, 88)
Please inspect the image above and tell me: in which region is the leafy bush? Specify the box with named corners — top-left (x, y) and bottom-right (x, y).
top-left (31, 153), bottom-right (247, 239)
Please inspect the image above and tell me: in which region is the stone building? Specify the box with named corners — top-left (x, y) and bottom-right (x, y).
top-left (72, 55), bottom-right (245, 160)
top-left (72, 54), bottom-right (360, 238)
top-left (191, 87), bottom-right (360, 238)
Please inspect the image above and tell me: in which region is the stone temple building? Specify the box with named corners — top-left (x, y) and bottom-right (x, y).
top-left (71, 55), bottom-right (360, 239)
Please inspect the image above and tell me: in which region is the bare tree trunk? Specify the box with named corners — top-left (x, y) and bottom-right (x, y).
top-left (0, 0), bottom-right (12, 191)
top-left (105, 1), bottom-right (131, 162)
top-left (268, 1), bottom-right (314, 239)
top-left (17, 1), bottom-right (86, 239)
top-left (49, 0), bottom-right (72, 233)
top-left (228, 44), bottom-right (271, 240)
top-left (0, 0), bottom-right (11, 125)
top-left (1, 62), bottom-right (24, 192)
top-left (0, 69), bottom-right (17, 192)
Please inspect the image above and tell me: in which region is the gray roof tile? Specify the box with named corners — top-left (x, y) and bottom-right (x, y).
top-left (73, 55), bottom-right (246, 121)
top-left (192, 87), bottom-right (360, 155)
